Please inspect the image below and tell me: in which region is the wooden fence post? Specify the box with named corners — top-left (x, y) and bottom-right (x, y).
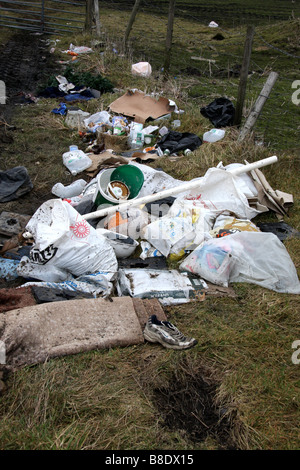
top-left (85, 0), bottom-right (93, 32)
top-left (163, 0), bottom-right (176, 78)
top-left (234, 25), bottom-right (255, 127)
top-left (94, 0), bottom-right (101, 37)
top-left (124, 0), bottom-right (142, 48)
top-left (238, 71), bottom-right (279, 141)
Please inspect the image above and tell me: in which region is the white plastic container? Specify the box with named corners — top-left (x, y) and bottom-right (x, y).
top-left (62, 146), bottom-right (92, 176)
top-left (203, 129), bottom-right (225, 143)
top-left (51, 179), bottom-right (87, 198)
top-left (128, 122), bottom-right (144, 148)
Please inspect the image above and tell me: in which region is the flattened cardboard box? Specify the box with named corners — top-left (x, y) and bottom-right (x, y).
top-left (109, 90), bottom-right (175, 124)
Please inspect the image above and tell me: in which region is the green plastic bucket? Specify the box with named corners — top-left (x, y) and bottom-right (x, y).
top-left (94, 165), bottom-right (144, 209)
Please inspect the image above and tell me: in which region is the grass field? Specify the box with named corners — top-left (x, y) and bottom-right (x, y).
top-left (0, 0), bottom-right (299, 452)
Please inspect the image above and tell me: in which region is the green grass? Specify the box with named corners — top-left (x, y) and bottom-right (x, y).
top-left (0, 4), bottom-right (299, 451)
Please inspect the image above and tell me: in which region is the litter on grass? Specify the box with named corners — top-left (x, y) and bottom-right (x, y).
top-left (1, 83), bottom-right (300, 363)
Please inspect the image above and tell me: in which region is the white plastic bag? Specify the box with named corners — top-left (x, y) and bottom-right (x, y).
top-left (17, 199), bottom-right (118, 282)
top-left (143, 215), bottom-right (195, 257)
top-left (180, 231), bottom-right (300, 294)
top-left (179, 238), bottom-right (234, 287)
top-left (131, 62), bottom-right (152, 77)
top-left (83, 111), bottom-right (111, 133)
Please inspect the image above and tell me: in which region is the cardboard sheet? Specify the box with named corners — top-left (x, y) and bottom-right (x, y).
top-left (109, 90), bottom-right (175, 124)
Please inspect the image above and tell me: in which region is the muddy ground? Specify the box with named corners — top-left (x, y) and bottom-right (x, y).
top-left (0, 31), bottom-right (61, 290)
top-left (0, 30), bottom-right (58, 160)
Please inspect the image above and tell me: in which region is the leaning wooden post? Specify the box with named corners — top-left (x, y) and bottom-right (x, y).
top-left (234, 25), bottom-right (255, 127)
top-left (238, 71), bottom-right (279, 141)
top-left (124, 0), bottom-right (142, 48)
top-left (163, 0), bottom-right (176, 78)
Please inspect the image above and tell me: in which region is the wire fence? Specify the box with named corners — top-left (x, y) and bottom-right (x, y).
top-left (0, 0), bottom-right (298, 150)
top-left (0, 0), bottom-right (86, 34)
top-left (96, 1), bottom-right (300, 151)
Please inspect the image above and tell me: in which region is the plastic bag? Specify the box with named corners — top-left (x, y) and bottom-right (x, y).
top-left (217, 162), bottom-right (258, 198)
top-left (179, 239), bottom-right (234, 287)
top-left (175, 168), bottom-right (261, 220)
top-left (180, 232), bottom-right (300, 294)
top-left (131, 62), bottom-right (152, 77)
top-left (128, 162), bottom-right (184, 198)
top-left (200, 98), bottom-right (235, 128)
top-left (143, 215), bottom-right (195, 258)
top-left (83, 111), bottom-right (111, 132)
top-left (17, 199), bottom-right (118, 282)
top-left (157, 130), bottom-right (202, 154)
top-left (210, 215), bottom-right (260, 238)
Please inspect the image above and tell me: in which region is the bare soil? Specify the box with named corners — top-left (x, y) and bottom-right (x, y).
top-left (0, 31), bottom-right (58, 152)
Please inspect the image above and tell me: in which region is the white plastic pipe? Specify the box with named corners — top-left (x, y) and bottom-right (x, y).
top-left (83, 156), bottom-right (278, 220)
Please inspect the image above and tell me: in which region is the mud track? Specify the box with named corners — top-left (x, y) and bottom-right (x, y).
top-left (0, 31), bottom-right (57, 142)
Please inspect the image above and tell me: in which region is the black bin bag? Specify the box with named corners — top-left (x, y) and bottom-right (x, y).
top-left (200, 97), bottom-right (235, 128)
top-left (157, 131), bottom-right (202, 154)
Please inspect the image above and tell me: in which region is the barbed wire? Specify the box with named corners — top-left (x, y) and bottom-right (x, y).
top-left (254, 31), bottom-right (300, 59)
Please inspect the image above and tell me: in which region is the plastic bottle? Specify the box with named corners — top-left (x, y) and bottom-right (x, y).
top-left (203, 129), bottom-right (225, 143)
top-left (51, 179), bottom-right (87, 198)
top-left (62, 145), bottom-right (92, 175)
top-left (184, 149), bottom-right (192, 156)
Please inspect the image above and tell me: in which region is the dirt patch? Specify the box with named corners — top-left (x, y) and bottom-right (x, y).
top-left (0, 31), bottom-right (56, 100)
top-left (153, 362), bottom-right (240, 449)
top-left (0, 30), bottom-right (58, 149)
top-left (0, 286), bottom-right (36, 313)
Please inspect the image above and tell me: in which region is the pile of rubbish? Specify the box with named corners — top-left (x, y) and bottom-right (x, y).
top-left (1, 86), bottom-right (300, 367)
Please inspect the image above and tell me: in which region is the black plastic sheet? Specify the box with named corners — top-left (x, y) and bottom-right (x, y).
top-left (157, 131), bottom-right (202, 154)
top-left (200, 97), bottom-right (235, 127)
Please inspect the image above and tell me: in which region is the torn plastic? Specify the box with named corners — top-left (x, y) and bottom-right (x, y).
top-left (256, 221), bottom-right (300, 242)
